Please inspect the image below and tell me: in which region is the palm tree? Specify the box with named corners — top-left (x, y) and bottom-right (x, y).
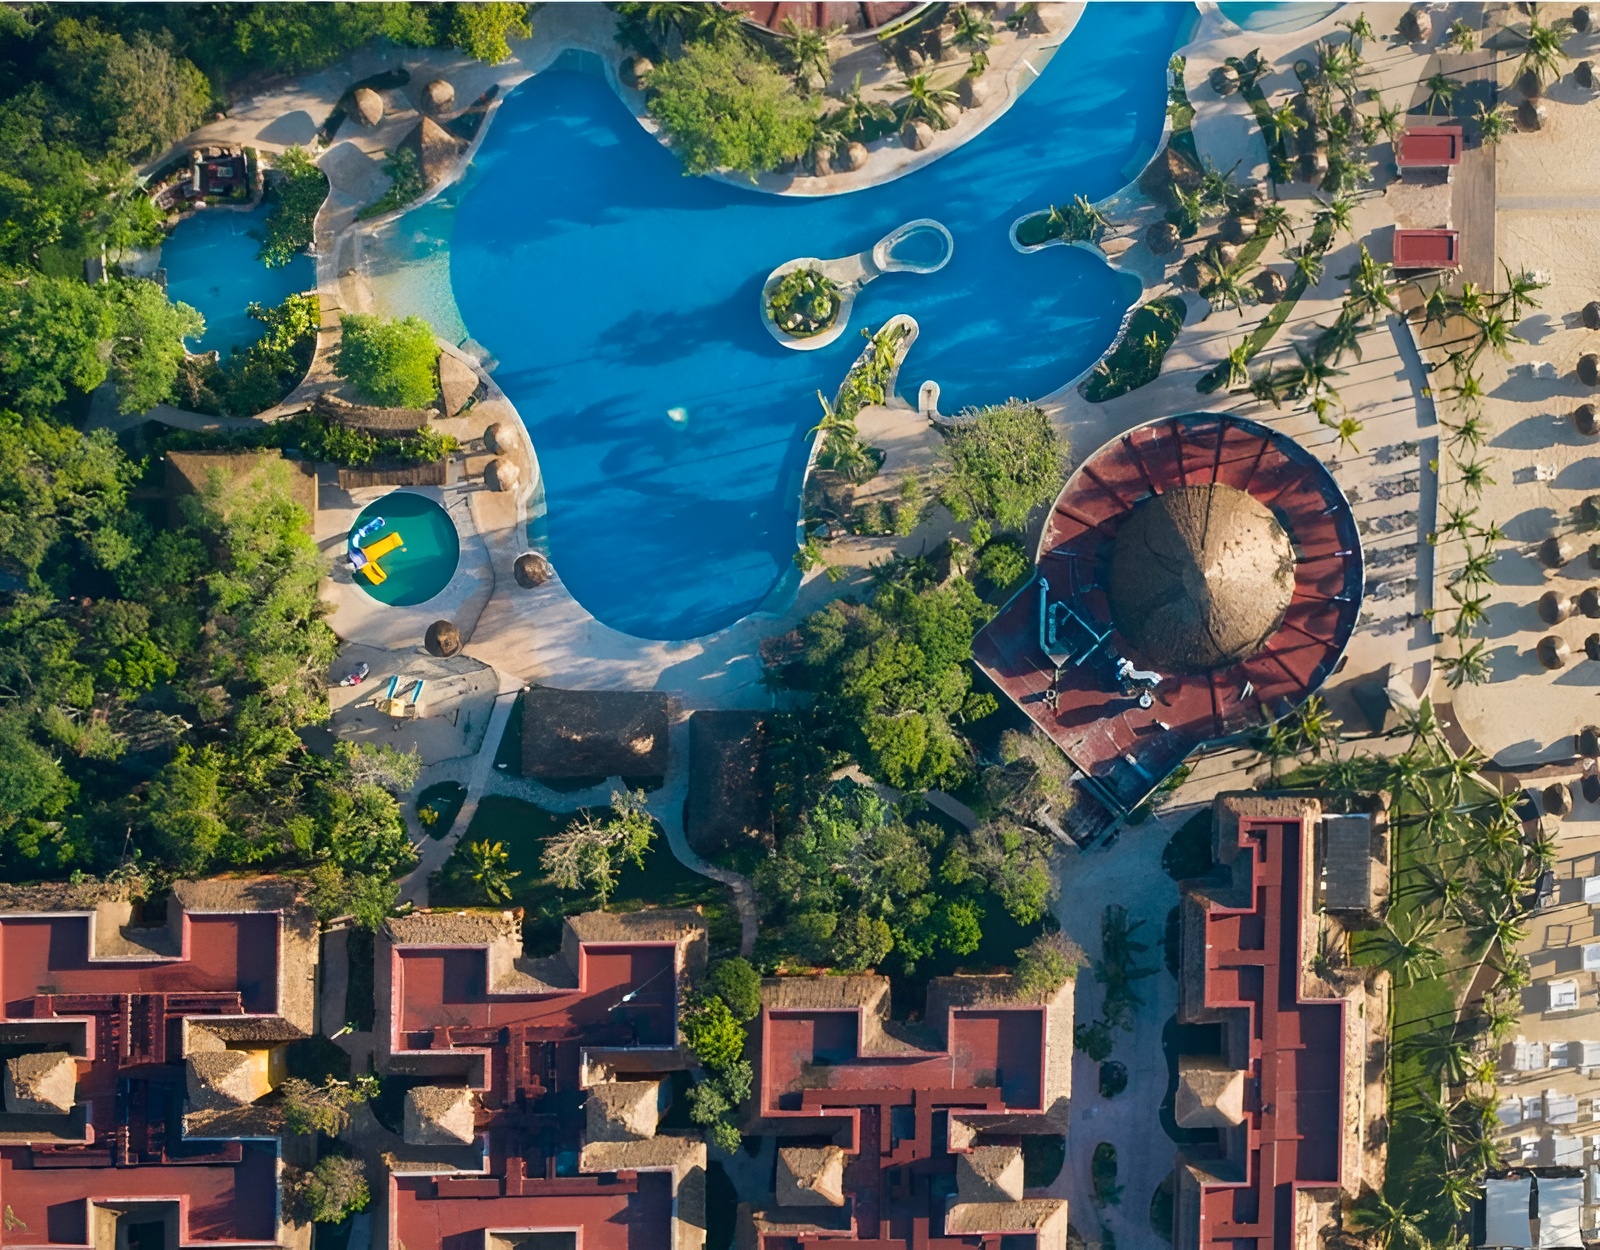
top-left (1334, 416), bottom-right (1364, 453)
top-left (1222, 341), bottom-right (1252, 391)
top-left (1292, 345), bottom-right (1344, 405)
top-left (1404, 1088), bottom-right (1466, 1154)
top-left (1470, 310), bottom-right (1524, 363)
top-left (1467, 908), bottom-right (1529, 957)
top-left (1496, 950), bottom-right (1533, 992)
top-left (1443, 374), bottom-right (1486, 415)
top-left (1448, 591), bottom-right (1489, 639)
top-left (1337, 11), bottom-right (1374, 52)
top-left (1440, 630), bottom-right (1490, 688)
top-left (1202, 270), bottom-right (1254, 314)
top-left (1424, 72), bottom-right (1463, 116)
top-left (1170, 185), bottom-right (1210, 235)
top-left (467, 839), bottom-right (519, 904)
top-left (1480, 991), bottom-right (1520, 1041)
top-left (1412, 1027), bottom-right (1476, 1086)
top-left (1254, 201), bottom-right (1295, 247)
top-left (1459, 1131), bottom-right (1503, 1175)
top-left (828, 71), bottom-right (895, 139)
top-left (1349, 1189), bottom-right (1426, 1250)
top-left (1249, 365), bottom-right (1287, 409)
top-left (1376, 915), bottom-right (1444, 987)
top-left (1397, 697), bottom-right (1444, 752)
top-left (1454, 281), bottom-right (1488, 322)
top-left (1499, 262), bottom-right (1546, 321)
top-left (779, 17), bottom-right (841, 93)
top-left (897, 73), bottom-right (958, 130)
top-left (1372, 97), bottom-right (1405, 144)
top-left (1340, 243), bottom-right (1398, 322)
top-left (1475, 101), bottom-right (1514, 146)
top-left (1319, 311), bottom-right (1365, 364)
top-left (1435, 503), bottom-right (1478, 543)
top-left (949, 5), bottom-right (994, 72)
top-left (1446, 17), bottom-right (1478, 53)
top-left (1261, 103), bottom-right (1306, 147)
top-left (1415, 862), bottom-right (1471, 919)
top-left (1517, 13), bottom-right (1573, 89)
top-left (1293, 245), bottom-right (1326, 286)
top-left (1456, 458), bottom-right (1496, 498)
top-left (1417, 285), bottom-right (1452, 336)
top-left (1449, 542), bottom-right (1498, 589)
top-left (1311, 193), bottom-right (1355, 239)
top-left (1435, 1172), bottom-right (1481, 1219)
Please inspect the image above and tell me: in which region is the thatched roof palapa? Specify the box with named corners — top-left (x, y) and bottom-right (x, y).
top-left (314, 392), bottom-right (436, 434)
top-left (685, 710), bottom-right (773, 854)
top-left (425, 620), bottom-right (462, 657)
top-left (402, 114), bottom-right (470, 189)
top-left (404, 1085), bottom-right (477, 1146)
top-left (164, 449), bottom-right (318, 532)
top-left (520, 686), bottom-right (672, 784)
top-left (352, 86), bottom-right (384, 127)
top-left (1107, 483), bottom-right (1296, 671)
top-left (422, 78), bottom-right (455, 112)
top-left (438, 352), bottom-right (481, 418)
top-left (483, 456), bottom-right (519, 492)
top-left (336, 460), bottom-right (447, 490)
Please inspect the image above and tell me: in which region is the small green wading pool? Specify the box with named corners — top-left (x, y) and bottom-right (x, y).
top-left (349, 491), bottom-right (460, 607)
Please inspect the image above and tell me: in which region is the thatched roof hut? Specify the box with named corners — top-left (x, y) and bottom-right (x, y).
top-left (483, 456), bottom-right (519, 492)
top-left (1173, 1056), bottom-right (1245, 1128)
top-left (685, 710), bottom-right (772, 855)
top-left (514, 551), bottom-right (552, 589)
top-left (1580, 353), bottom-right (1600, 387)
top-left (955, 1146), bottom-right (1024, 1203)
top-left (352, 86), bottom-right (384, 127)
top-left (1544, 782), bottom-right (1573, 818)
top-left (422, 78), bottom-right (455, 112)
top-left (520, 686), bottom-right (672, 785)
top-left (404, 1085), bottom-right (477, 1146)
top-left (1107, 483), bottom-right (1296, 671)
top-left (1146, 220), bottom-right (1181, 255)
top-left (4, 1051), bottom-right (76, 1115)
top-left (438, 352), bottom-right (480, 418)
top-left (336, 460), bottom-right (447, 490)
top-left (425, 620), bottom-right (462, 657)
top-left (314, 392), bottom-right (436, 433)
top-left (164, 450), bottom-right (318, 532)
top-left (402, 114), bottom-right (470, 188)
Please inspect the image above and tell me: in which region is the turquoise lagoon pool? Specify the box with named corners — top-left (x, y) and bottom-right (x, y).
top-left (162, 204), bottom-right (315, 356)
top-left (350, 492), bottom-right (461, 608)
top-left (369, 3), bottom-right (1186, 640)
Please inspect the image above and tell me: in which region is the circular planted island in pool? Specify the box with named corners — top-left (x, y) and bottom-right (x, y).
top-left (348, 492), bottom-right (460, 607)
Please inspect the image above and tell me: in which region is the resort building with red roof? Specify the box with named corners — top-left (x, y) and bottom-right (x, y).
top-left (0, 877), bottom-right (319, 1249)
top-left (376, 907), bottom-right (709, 1250)
top-left (972, 414), bottom-right (1362, 823)
top-left (1171, 794), bottom-right (1390, 1250)
top-left (742, 970), bottom-right (1074, 1250)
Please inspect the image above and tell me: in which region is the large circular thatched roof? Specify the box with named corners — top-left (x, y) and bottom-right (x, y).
top-left (1108, 483), bottom-right (1297, 671)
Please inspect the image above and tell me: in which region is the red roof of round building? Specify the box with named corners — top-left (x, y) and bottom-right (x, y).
top-left (972, 413), bottom-right (1363, 814)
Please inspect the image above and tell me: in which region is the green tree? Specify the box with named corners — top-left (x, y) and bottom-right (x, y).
top-left (1348, 1189), bottom-right (1425, 1250)
top-left (0, 269), bottom-right (115, 415)
top-left (334, 312), bottom-right (440, 408)
top-left (540, 789), bottom-right (657, 903)
top-left (296, 1154), bottom-right (370, 1225)
top-left (260, 146), bottom-right (328, 268)
top-left (441, 2), bottom-right (531, 64)
top-left (278, 1074), bottom-right (378, 1136)
top-left (938, 399), bottom-right (1065, 532)
top-left (1013, 931), bottom-right (1081, 996)
top-left (706, 956), bottom-right (762, 1022)
top-left (897, 72), bottom-right (958, 130)
top-left (1516, 13), bottom-right (1572, 88)
top-left (680, 992), bottom-right (747, 1069)
top-left (466, 838), bottom-right (518, 903)
top-left (105, 278), bottom-right (203, 414)
top-left (144, 745), bottom-right (229, 873)
top-left (778, 17), bottom-right (839, 93)
top-left (645, 38), bottom-right (818, 178)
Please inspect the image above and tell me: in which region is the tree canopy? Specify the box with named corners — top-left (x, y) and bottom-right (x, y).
top-left (334, 312), bottom-right (441, 408)
top-left (645, 37), bottom-right (818, 178)
top-left (938, 400), bottom-right (1067, 531)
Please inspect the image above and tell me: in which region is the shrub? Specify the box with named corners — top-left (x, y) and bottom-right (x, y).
top-left (646, 38), bottom-right (818, 177)
top-left (1084, 297), bottom-right (1186, 403)
top-left (680, 993), bottom-right (747, 1069)
top-left (767, 267), bottom-right (840, 337)
top-left (939, 400), bottom-right (1066, 532)
top-left (1074, 1019), bottom-right (1113, 1062)
top-left (357, 146), bottom-right (427, 220)
top-left (977, 536), bottom-right (1029, 593)
top-left (260, 146), bottom-right (328, 268)
top-left (1098, 1059), bottom-right (1128, 1098)
top-left (707, 957), bottom-right (762, 1022)
top-left (334, 312), bottom-right (440, 408)
top-left (1014, 931), bottom-right (1082, 996)
top-left (298, 1154), bottom-right (369, 1224)
top-left (173, 293), bottom-right (319, 417)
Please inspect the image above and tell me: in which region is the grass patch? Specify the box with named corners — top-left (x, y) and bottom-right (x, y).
top-left (431, 796), bottom-right (740, 955)
top-left (416, 781), bottom-right (467, 840)
top-left (344, 928), bottom-right (375, 1033)
top-left (1083, 297), bottom-right (1186, 403)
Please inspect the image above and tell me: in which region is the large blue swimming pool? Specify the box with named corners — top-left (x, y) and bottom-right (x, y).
top-left (162, 204), bottom-right (316, 356)
top-left (378, 2), bottom-right (1185, 640)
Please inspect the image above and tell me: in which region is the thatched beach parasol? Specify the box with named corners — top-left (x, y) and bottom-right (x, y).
top-left (1544, 781), bottom-right (1573, 818)
top-left (1537, 635), bottom-right (1572, 669)
top-left (425, 620), bottom-right (462, 657)
top-left (1580, 586), bottom-right (1600, 619)
top-left (513, 551), bottom-right (552, 589)
top-left (1580, 353), bottom-right (1600, 387)
top-left (422, 78), bottom-right (455, 112)
top-left (1576, 404), bottom-right (1599, 436)
top-left (352, 86), bottom-right (384, 127)
top-left (1581, 725), bottom-right (1600, 756)
top-left (1398, 6), bottom-right (1432, 42)
top-left (483, 457), bottom-right (519, 493)
top-left (1540, 590), bottom-right (1574, 624)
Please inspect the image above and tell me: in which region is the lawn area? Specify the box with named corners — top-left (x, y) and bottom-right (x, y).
top-left (432, 795), bottom-right (741, 955)
top-left (1349, 771), bottom-right (1494, 1239)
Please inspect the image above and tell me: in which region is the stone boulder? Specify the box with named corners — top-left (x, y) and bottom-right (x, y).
top-left (957, 74), bottom-right (990, 109)
top-left (844, 141), bottom-right (869, 171)
top-left (1518, 98), bottom-right (1548, 130)
top-left (352, 86), bottom-right (384, 127)
top-left (623, 55), bottom-right (654, 90)
top-left (901, 119), bottom-right (936, 151)
top-left (812, 146), bottom-right (833, 177)
top-left (1578, 61), bottom-right (1597, 91)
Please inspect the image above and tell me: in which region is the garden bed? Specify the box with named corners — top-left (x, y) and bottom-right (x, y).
top-left (766, 266), bottom-right (842, 339)
top-left (1083, 297), bottom-right (1186, 403)
top-left (430, 796), bottom-right (741, 954)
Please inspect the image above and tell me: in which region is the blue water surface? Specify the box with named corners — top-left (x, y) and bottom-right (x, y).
top-left (392, 2), bottom-right (1185, 640)
top-left (162, 204), bottom-right (316, 355)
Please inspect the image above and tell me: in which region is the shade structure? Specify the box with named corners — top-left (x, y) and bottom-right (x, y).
top-left (513, 551), bottom-right (552, 588)
top-left (971, 413), bottom-right (1361, 814)
top-left (1108, 483), bottom-right (1297, 671)
top-left (1482, 1175), bottom-right (1532, 1248)
top-left (1538, 1175), bottom-right (1585, 1249)
top-left (425, 619), bottom-right (462, 657)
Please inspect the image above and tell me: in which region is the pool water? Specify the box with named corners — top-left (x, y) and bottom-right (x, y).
top-left (374, 2), bottom-right (1186, 640)
top-left (1216, 2), bottom-right (1340, 33)
top-left (349, 492), bottom-right (461, 608)
top-left (162, 204), bottom-right (315, 356)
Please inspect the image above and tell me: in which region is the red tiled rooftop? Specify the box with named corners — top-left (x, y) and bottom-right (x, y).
top-left (1190, 815), bottom-right (1347, 1249)
top-left (1392, 228), bottom-right (1460, 269)
top-left (1396, 125), bottom-right (1463, 166)
top-left (972, 414), bottom-right (1362, 813)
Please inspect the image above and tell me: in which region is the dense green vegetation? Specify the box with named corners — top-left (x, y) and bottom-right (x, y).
top-left (937, 399), bottom-right (1066, 532)
top-left (357, 146), bottom-right (427, 221)
top-left (1014, 194), bottom-right (1108, 249)
top-left (173, 292), bottom-right (319, 416)
top-left (333, 312), bottom-right (441, 408)
top-left (259, 145), bottom-right (327, 267)
top-left (766, 266), bottom-right (841, 337)
top-left (161, 407), bottom-right (459, 468)
top-left (1084, 297), bottom-right (1186, 403)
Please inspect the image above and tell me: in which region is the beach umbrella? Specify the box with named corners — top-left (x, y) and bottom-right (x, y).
top-left (1581, 725), bottom-right (1600, 756)
top-left (423, 79), bottom-right (455, 112)
top-left (484, 457), bottom-right (519, 493)
top-left (352, 87), bottom-right (384, 127)
top-left (1581, 354), bottom-right (1600, 387)
top-left (1544, 782), bottom-right (1573, 818)
top-left (1580, 587), bottom-right (1600, 619)
top-left (1538, 635), bottom-right (1571, 669)
top-left (1542, 534), bottom-right (1578, 568)
top-left (1587, 634), bottom-right (1600, 661)
top-left (1577, 6), bottom-right (1594, 33)
top-left (1398, 6), bottom-right (1432, 42)
top-left (1577, 61), bottom-right (1597, 90)
top-left (1584, 771), bottom-right (1600, 803)
top-left (1540, 590), bottom-right (1574, 624)
top-left (1209, 64), bottom-right (1240, 96)
top-left (425, 620), bottom-right (462, 657)
top-left (1583, 302), bottom-right (1600, 331)
top-left (1576, 404), bottom-right (1600, 436)
top-left (514, 551), bottom-right (552, 589)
